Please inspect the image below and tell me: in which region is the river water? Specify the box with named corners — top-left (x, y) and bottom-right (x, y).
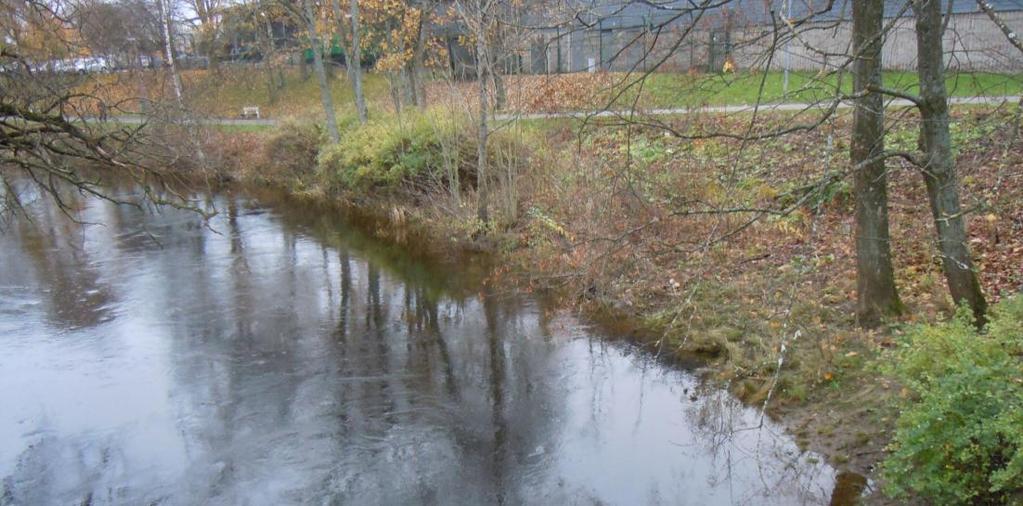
top-left (0, 187), bottom-right (845, 505)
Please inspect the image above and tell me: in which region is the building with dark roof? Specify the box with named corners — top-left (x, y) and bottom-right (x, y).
top-left (514, 0), bottom-right (1023, 73)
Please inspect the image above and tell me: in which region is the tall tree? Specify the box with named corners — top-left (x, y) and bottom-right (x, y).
top-left (188, 0), bottom-right (225, 70)
top-left (851, 0), bottom-right (902, 326)
top-left (349, 0), bottom-right (367, 123)
top-left (475, 18), bottom-right (490, 225)
top-left (157, 0), bottom-right (183, 103)
top-left (329, 0), bottom-right (350, 86)
top-left (76, 0), bottom-right (162, 61)
top-left (301, 0), bottom-right (341, 142)
top-left (453, 0), bottom-right (495, 226)
top-left (408, 3), bottom-right (428, 108)
top-left (258, 5), bottom-right (285, 103)
top-left (912, 0), bottom-right (987, 322)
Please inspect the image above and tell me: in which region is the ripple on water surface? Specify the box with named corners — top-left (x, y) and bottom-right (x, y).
top-left (0, 189), bottom-right (848, 505)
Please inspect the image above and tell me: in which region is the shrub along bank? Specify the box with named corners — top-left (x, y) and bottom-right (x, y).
top-left (224, 110), bottom-right (526, 210)
top-left (881, 296), bottom-right (1023, 504)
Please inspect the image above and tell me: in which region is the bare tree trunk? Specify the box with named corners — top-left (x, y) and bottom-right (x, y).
top-left (326, 0), bottom-right (347, 83)
top-left (490, 6), bottom-right (508, 110)
top-left (329, 0), bottom-right (350, 77)
top-left (395, 23), bottom-right (414, 107)
top-left (408, 8), bottom-right (428, 108)
top-left (490, 29), bottom-right (506, 110)
top-left (304, 0), bottom-right (341, 143)
top-left (913, 0), bottom-right (987, 323)
top-left (436, 58), bottom-right (462, 206)
top-left (208, 48), bottom-right (221, 74)
top-left (493, 68), bottom-right (506, 110)
top-left (400, 67), bottom-right (414, 106)
top-left (852, 0), bottom-right (902, 326)
top-left (134, 45), bottom-right (150, 115)
top-left (264, 19), bottom-right (279, 103)
top-left (157, 0), bottom-right (183, 104)
top-left (388, 72), bottom-right (404, 113)
top-left (475, 10), bottom-right (490, 226)
top-left (350, 0), bottom-right (368, 124)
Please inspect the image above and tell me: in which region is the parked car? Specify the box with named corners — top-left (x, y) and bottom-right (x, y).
top-left (48, 57), bottom-right (111, 74)
top-left (73, 57), bottom-right (111, 73)
top-left (116, 54), bottom-right (155, 70)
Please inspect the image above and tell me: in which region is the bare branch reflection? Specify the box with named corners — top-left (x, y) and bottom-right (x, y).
top-left (1, 188), bottom-right (843, 505)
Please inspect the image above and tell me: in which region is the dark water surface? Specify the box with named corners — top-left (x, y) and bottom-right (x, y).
top-left (1, 188), bottom-right (843, 505)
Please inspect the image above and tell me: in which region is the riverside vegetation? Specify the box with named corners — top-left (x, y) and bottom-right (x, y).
top-left (10, 57), bottom-right (1022, 501)
top-left (7, 0), bottom-right (1023, 499)
top-left (165, 68), bottom-right (1023, 503)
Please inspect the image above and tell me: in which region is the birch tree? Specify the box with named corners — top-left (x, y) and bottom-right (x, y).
top-left (157, 0), bottom-right (183, 104)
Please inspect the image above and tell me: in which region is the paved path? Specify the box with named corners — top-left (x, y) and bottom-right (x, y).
top-left (492, 95), bottom-right (1022, 121)
top-left (88, 95), bottom-right (1020, 127)
top-left (85, 115), bottom-right (278, 127)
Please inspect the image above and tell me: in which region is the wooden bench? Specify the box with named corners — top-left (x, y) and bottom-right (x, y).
top-left (241, 106), bottom-right (261, 119)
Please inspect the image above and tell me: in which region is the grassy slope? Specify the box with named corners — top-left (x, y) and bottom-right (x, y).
top-left (181, 67), bottom-right (391, 120)
top-left (84, 67), bottom-right (1023, 121)
top-left (84, 66), bottom-right (391, 120)
top-left (449, 71), bottom-right (1023, 113)
top-left (637, 70), bottom-right (1023, 107)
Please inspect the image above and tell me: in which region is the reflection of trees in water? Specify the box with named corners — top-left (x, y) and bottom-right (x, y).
top-left (1, 189), bottom-right (840, 504)
top-left (683, 385), bottom-right (835, 504)
top-left (229, 197), bottom-right (540, 502)
top-left (276, 203), bottom-right (564, 503)
top-left (10, 191), bottom-right (114, 329)
top-left (483, 288), bottom-right (508, 505)
top-left (83, 191), bottom-right (317, 501)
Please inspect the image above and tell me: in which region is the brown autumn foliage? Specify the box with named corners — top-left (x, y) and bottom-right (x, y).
top-left (510, 108), bottom-right (1022, 378)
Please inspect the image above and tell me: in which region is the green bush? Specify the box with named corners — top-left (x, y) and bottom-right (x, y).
top-left (317, 110), bottom-right (530, 195)
top-left (317, 110), bottom-right (473, 191)
top-left (881, 296), bottom-right (1023, 504)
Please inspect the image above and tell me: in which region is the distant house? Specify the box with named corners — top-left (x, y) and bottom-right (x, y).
top-left (510, 0), bottom-right (1023, 74)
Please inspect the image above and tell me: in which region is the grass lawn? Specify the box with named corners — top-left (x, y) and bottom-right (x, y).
top-left (181, 67), bottom-right (392, 120)
top-left (82, 66), bottom-right (1022, 121)
top-left (203, 123), bottom-right (276, 133)
top-left (635, 70), bottom-right (1023, 108)
top-left (84, 66), bottom-right (392, 120)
